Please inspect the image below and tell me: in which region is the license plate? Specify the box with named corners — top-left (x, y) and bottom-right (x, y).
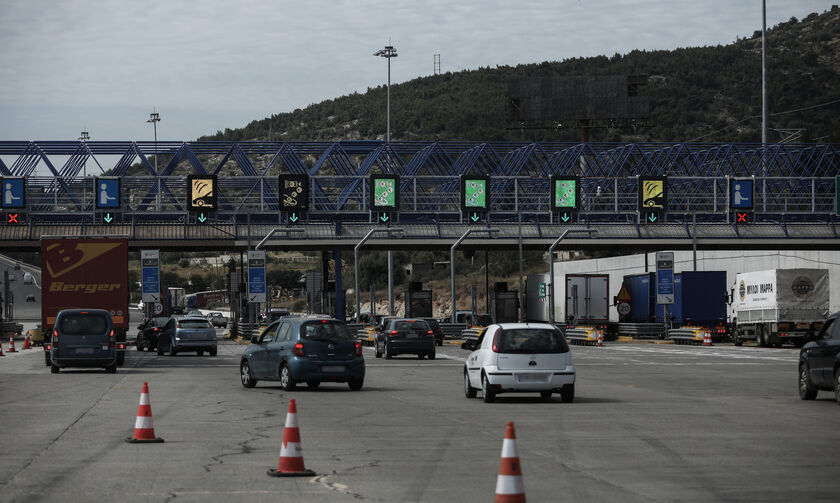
top-left (322, 365), bottom-right (346, 373)
top-left (795, 322), bottom-right (810, 329)
top-left (76, 347), bottom-right (94, 354)
top-left (516, 373), bottom-right (548, 383)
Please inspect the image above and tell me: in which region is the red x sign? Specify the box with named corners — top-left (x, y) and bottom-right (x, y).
top-left (7, 213), bottom-right (19, 224)
top-left (735, 212), bottom-right (752, 224)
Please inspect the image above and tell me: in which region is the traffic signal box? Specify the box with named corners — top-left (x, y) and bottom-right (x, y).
top-left (461, 175), bottom-right (489, 224)
top-left (639, 176), bottom-right (667, 224)
top-left (279, 174), bottom-right (309, 224)
top-left (370, 174), bottom-right (399, 225)
top-left (95, 177), bottom-right (121, 224)
top-left (730, 178), bottom-right (754, 225)
top-left (187, 175), bottom-right (218, 224)
top-left (550, 175), bottom-right (579, 223)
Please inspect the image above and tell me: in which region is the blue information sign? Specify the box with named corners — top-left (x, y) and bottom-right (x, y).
top-left (141, 250), bottom-right (160, 303)
top-left (1, 178), bottom-right (25, 208)
top-left (247, 250), bottom-right (266, 303)
top-left (655, 251), bottom-right (674, 305)
top-left (730, 178), bottom-right (754, 209)
top-left (95, 177), bottom-right (121, 209)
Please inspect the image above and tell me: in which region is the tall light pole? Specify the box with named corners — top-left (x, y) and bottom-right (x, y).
top-left (147, 111), bottom-right (161, 210)
top-left (374, 44), bottom-right (398, 315)
top-left (78, 131), bottom-right (89, 208)
top-left (548, 229), bottom-right (597, 325)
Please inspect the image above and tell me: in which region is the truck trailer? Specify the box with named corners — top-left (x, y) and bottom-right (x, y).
top-left (732, 268), bottom-right (829, 347)
top-left (41, 238), bottom-right (130, 366)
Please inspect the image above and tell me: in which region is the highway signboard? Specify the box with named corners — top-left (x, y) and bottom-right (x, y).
top-left (247, 250), bottom-right (266, 303)
top-left (655, 251), bottom-right (674, 305)
top-left (141, 250), bottom-right (160, 303)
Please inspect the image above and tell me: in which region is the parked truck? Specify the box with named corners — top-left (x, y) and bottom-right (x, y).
top-left (731, 268), bottom-right (829, 347)
top-left (566, 274), bottom-right (609, 328)
top-left (41, 238), bottom-right (129, 366)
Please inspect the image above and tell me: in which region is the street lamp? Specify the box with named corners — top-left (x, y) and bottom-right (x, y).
top-left (354, 227), bottom-right (404, 323)
top-left (548, 229), bottom-right (597, 326)
top-left (450, 229), bottom-right (499, 324)
top-left (373, 43), bottom-right (398, 315)
top-left (373, 44), bottom-right (398, 143)
top-left (78, 131), bottom-right (89, 208)
top-left (147, 111), bottom-right (161, 210)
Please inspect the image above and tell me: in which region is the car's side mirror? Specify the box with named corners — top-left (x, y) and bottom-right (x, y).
top-left (461, 342), bottom-right (473, 350)
top-left (250, 336), bottom-right (259, 344)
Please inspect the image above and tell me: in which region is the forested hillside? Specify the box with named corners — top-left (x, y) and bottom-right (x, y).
top-left (200, 6), bottom-right (840, 145)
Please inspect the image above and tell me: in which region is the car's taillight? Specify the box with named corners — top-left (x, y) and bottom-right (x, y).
top-left (53, 328), bottom-right (58, 345)
top-left (354, 342), bottom-right (362, 357)
top-left (153, 328), bottom-right (159, 332)
top-left (110, 329), bottom-right (115, 348)
top-left (388, 330), bottom-right (398, 337)
top-left (492, 332), bottom-right (501, 353)
top-left (46, 343), bottom-right (52, 350)
top-left (294, 342), bottom-right (305, 357)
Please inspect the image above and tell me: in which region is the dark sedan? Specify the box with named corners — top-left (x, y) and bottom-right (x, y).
top-left (798, 311), bottom-right (840, 404)
top-left (136, 317), bottom-right (170, 352)
top-left (375, 318), bottom-right (436, 359)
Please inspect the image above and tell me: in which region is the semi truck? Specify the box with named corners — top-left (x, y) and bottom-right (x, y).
top-left (168, 287), bottom-right (186, 314)
top-left (41, 238), bottom-right (129, 366)
top-left (566, 274), bottom-right (609, 329)
top-left (731, 268), bottom-right (829, 347)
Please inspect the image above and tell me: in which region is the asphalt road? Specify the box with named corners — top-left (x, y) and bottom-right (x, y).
top-left (2, 340), bottom-right (839, 502)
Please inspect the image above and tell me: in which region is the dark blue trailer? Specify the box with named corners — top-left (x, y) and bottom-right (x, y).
top-left (620, 273), bottom-right (656, 323)
top-left (656, 271), bottom-right (727, 339)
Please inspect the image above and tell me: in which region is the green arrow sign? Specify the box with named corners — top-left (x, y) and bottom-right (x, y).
top-left (103, 213), bottom-right (113, 223)
top-left (561, 213), bottom-right (570, 223)
top-left (648, 213), bottom-right (657, 223)
top-left (380, 213), bottom-right (389, 222)
top-left (198, 213), bottom-right (207, 223)
top-left (290, 213), bottom-right (299, 223)
top-left (470, 212), bottom-right (481, 222)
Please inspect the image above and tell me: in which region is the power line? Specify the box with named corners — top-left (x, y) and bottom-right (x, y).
top-left (688, 96), bottom-right (840, 142)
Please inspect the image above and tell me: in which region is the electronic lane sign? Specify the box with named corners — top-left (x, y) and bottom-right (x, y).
top-left (370, 174), bottom-right (399, 224)
top-left (2, 177), bottom-right (25, 224)
top-left (96, 177), bottom-right (120, 224)
top-left (461, 175), bottom-right (489, 223)
top-left (655, 251), bottom-right (674, 305)
top-left (141, 250), bottom-right (161, 303)
top-left (731, 178), bottom-right (754, 224)
top-left (247, 250), bottom-right (266, 303)
top-left (550, 175), bottom-right (579, 223)
top-left (187, 174), bottom-right (218, 223)
top-left (279, 174), bottom-right (309, 223)
top-left (639, 176), bottom-right (667, 224)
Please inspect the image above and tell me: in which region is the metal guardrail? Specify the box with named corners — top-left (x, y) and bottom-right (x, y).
top-left (617, 323), bottom-right (666, 339)
top-left (667, 327), bottom-right (706, 345)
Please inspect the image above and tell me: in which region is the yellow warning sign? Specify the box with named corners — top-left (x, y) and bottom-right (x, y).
top-left (640, 177), bottom-right (666, 209)
top-left (616, 284), bottom-right (633, 302)
top-left (187, 175), bottom-right (218, 210)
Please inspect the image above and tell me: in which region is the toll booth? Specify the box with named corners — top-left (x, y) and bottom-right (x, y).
top-left (406, 282), bottom-right (433, 318)
top-left (491, 282), bottom-right (519, 323)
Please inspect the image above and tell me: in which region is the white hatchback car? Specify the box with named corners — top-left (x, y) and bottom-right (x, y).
top-left (463, 323), bottom-right (575, 403)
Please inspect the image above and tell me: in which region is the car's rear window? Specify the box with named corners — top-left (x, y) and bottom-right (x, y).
top-left (300, 321), bottom-right (352, 342)
top-left (179, 319), bottom-right (211, 329)
top-left (59, 313), bottom-right (109, 335)
top-left (495, 328), bottom-right (569, 353)
top-left (394, 320), bottom-right (429, 331)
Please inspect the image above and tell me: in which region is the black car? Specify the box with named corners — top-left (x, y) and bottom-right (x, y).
top-left (422, 318), bottom-right (444, 346)
top-left (798, 311), bottom-right (840, 404)
top-left (375, 318), bottom-right (436, 359)
top-left (136, 316), bottom-right (170, 352)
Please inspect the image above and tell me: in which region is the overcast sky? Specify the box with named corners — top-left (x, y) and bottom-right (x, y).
top-left (0, 0), bottom-right (835, 142)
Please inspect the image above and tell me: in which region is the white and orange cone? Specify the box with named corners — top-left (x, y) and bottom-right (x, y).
top-left (596, 329), bottom-right (604, 347)
top-left (125, 382), bottom-right (164, 443)
top-left (703, 330), bottom-right (713, 347)
top-left (7, 335), bottom-right (16, 353)
top-left (22, 331), bottom-right (31, 350)
top-left (495, 421), bottom-right (526, 503)
top-left (268, 399), bottom-right (315, 477)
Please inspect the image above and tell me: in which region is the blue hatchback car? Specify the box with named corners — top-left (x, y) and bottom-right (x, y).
top-left (240, 317), bottom-right (364, 391)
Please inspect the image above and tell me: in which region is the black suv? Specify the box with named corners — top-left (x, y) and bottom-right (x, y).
top-left (798, 311), bottom-right (840, 404)
top-left (422, 318), bottom-right (444, 346)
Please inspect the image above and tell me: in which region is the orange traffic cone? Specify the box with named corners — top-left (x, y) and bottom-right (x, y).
top-left (703, 330), bottom-right (713, 347)
top-left (268, 399), bottom-right (316, 477)
top-left (7, 335), bottom-right (16, 353)
top-left (125, 382), bottom-right (164, 443)
top-left (495, 422), bottom-right (526, 502)
top-left (596, 330), bottom-right (604, 347)
top-left (22, 331), bottom-right (31, 350)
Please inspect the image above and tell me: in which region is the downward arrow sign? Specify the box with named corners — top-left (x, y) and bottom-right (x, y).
top-left (104, 213), bottom-right (113, 223)
top-left (471, 212), bottom-right (480, 222)
top-left (198, 213), bottom-right (207, 223)
top-left (380, 213), bottom-right (389, 222)
top-left (648, 214), bottom-right (657, 222)
top-left (561, 213), bottom-right (570, 222)
top-left (290, 213), bottom-right (299, 222)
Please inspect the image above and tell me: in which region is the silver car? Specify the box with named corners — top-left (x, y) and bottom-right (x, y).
top-left (207, 312), bottom-right (228, 328)
top-left (158, 317), bottom-right (218, 356)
